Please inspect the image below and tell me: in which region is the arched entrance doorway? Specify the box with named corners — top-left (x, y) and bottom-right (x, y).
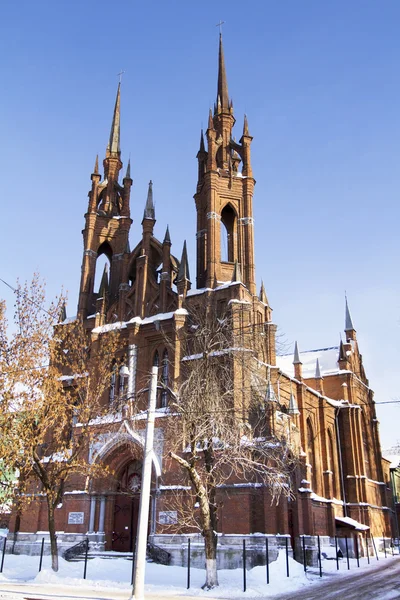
top-left (112, 460), bottom-right (142, 552)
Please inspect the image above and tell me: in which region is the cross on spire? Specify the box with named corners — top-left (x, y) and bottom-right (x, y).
top-left (216, 20), bottom-right (225, 34)
top-left (117, 70), bottom-right (125, 84)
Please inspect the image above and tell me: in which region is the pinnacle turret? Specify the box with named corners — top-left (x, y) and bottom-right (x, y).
top-left (243, 114), bottom-right (250, 136)
top-left (345, 296), bottom-right (355, 332)
top-left (125, 159), bottom-right (131, 180)
top-left (208, 109), bottom-right (214, 131)
top-left (259, 281), bottom-right (268, 304)
top-left (315, 358), bottom-right (322, 379)
top-left (198, 130), bottom-right (206, 154)
top-left (177, 240), bottom-right (190, 283)
top-left (339, 339), bottom-right (346, 361)
top-left (163, 225), bottom-right (171, 245)
top-left (143, 180), bottom-right (155, 221)
top-left (293, 341), bottom-right (302, 365)
top-left (94, 154), bottom-right (99, 174)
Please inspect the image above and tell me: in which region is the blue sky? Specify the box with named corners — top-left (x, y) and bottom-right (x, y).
top-left (0, 1), bottom-right (399, 448)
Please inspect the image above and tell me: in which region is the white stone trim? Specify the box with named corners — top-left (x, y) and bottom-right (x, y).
top-left (84, 249), bottom-right (97, 258)
top-left (238, 217), bottom-right (254, 226)
top-left (207, 212), bottom-right (221, 221)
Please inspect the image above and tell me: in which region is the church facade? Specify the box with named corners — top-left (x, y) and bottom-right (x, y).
top-left (10, 36), bottom-right (394, 564)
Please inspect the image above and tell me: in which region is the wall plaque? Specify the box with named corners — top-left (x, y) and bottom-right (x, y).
top-left (68, 511), bottom-right (84, 525)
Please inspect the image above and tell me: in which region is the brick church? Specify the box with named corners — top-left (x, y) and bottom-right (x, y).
top-left (10, 35), bottom-right (394, 564)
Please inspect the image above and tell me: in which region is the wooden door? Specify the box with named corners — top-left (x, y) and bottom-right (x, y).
top-left (112, 495), bottom-right (139, 552)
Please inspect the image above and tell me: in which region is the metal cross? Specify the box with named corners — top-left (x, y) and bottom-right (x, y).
top-left (117, 70), bottom-right (125, 83)
top-left (216, 20), bottom-right (225, 34)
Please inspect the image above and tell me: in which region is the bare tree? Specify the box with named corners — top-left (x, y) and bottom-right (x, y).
top-left (163, 300), bottom-right (299, 589)
top-left (0, 276), bottom-right (118, 571)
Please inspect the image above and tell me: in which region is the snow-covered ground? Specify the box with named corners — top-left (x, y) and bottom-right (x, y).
top-left (0, 549), bottom-right (398, 599)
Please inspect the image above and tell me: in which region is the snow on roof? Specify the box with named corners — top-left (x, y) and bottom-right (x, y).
top-left (59, 316), bottom-right (77, 326)
top-left (93, 309), bottom-right (189, 334)
top-left (335, 516), bottom-right (369, 531)
top-left (139, 309), bottom-right (188, 326)
top-left (186, 282), bottom-right (244, 297)
top-left (385, 455), bottom-right (400, 469)
top-left (186, 287), bottom-right (213, 297)
top-left (92, 321), bottom-right (127, 334)
top-left (276, 346), bottom-right (341, 379)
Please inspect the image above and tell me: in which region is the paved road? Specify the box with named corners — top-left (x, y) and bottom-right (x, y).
top-left (272, 556), bottom-right (400, 600)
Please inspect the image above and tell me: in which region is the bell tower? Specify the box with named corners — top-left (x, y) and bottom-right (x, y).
top-left (194, 34), bottom-right (256, 294)
top-left (77, 84), bottom-right (133, 319)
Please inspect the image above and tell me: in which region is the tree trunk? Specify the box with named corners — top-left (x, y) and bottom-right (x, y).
top-left (203, 525), bottom-right (218, 589)
top-left (47, 499), bottom-right (59, 572)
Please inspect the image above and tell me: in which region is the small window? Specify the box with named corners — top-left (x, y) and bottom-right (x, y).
top-left (160, 350), bottom-right (169, 408)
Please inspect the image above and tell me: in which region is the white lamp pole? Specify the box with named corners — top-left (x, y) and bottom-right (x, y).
top-left (131, 366), bottom-right (158, 600)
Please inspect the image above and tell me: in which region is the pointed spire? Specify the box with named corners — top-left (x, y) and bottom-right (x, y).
top-left (345, 296), bottom-right (355, 332)
top-left (199, 129), bottom-right (205, 153)
top-left (59, 302), bottom-right (67, 323)
top-left (259, 281), bottom-right (268, 304)
top-left (125, 158), bottom-right (131, 180)
top-left (266, 381), bottom-right (277, 403)
top-left (243, 114), bottom-right (250, 136)
top-left (125, 239), bottom-right (131, 254)
top-left (98, 264), bottom-right (109, 297)
top-left (177, 240), bottom-right (190, 282)
top-left (339, 339), bottom-right (346, 361)
top-left (231, 260), bottom-right (242, 283)
top-left (289, 392), bottom-right (300, 415)
top-left (217, 33), bottom-right (229, 111)
top-left (108, 83), bottom-right (121, 155)
top-left (315, 358), bottom-right (322, 379)
top-left (208, 108), bottom-right (214, 130)
top-left (94, 154), bottom-right (99, 174)
top-left (293, 341), bottom-right (302, 365)
top-left (163, 225), bottom-right (171, 245)
top-left (143, 180), bottom-right (155, 221)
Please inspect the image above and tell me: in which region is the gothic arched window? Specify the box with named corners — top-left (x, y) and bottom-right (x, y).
top-left (109, 361), bottom-right (117, 406)
top-left (327, 428), bottom-right (338, 498)
top-left (307, 418), bottom-right (318, 493)
top-left (362, 412), bottom-right (372, 479)
top-left (220, 204), bottom-right (236, 263)
top-left (160, 350), bottom-right (169, 408)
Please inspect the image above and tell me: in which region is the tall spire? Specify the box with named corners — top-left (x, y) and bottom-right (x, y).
top-left (243, 114), bottom-right (250, 136)
top-left (216, 33), bottom-right (229, 111)
top-left (208, 108), bottom-right (214, 130)
top-left (177, 240), bottom-right (190, 283)
top-left (345, 296), bottom-right (355, 332)
top-left (259, 281), bottom-right (268, 304)
top-left (125, 158), bottom-right (131, 180)
top-left (94, 154), bottom-right (99, 174)
top-left (339, 339), bottom-right (346, 361)
top-left (108, 83), bottom-right (121, 155)
top-left (315, 358), bottom-right (322, 379)
top-left (293, 341), bottom-right (302, 365)
top-left (143, 180), bottom-right (155, 220)
top-left (199, 129), bottom-right (206, 153)
top-left (163, 225), bottom-right (171, 245)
